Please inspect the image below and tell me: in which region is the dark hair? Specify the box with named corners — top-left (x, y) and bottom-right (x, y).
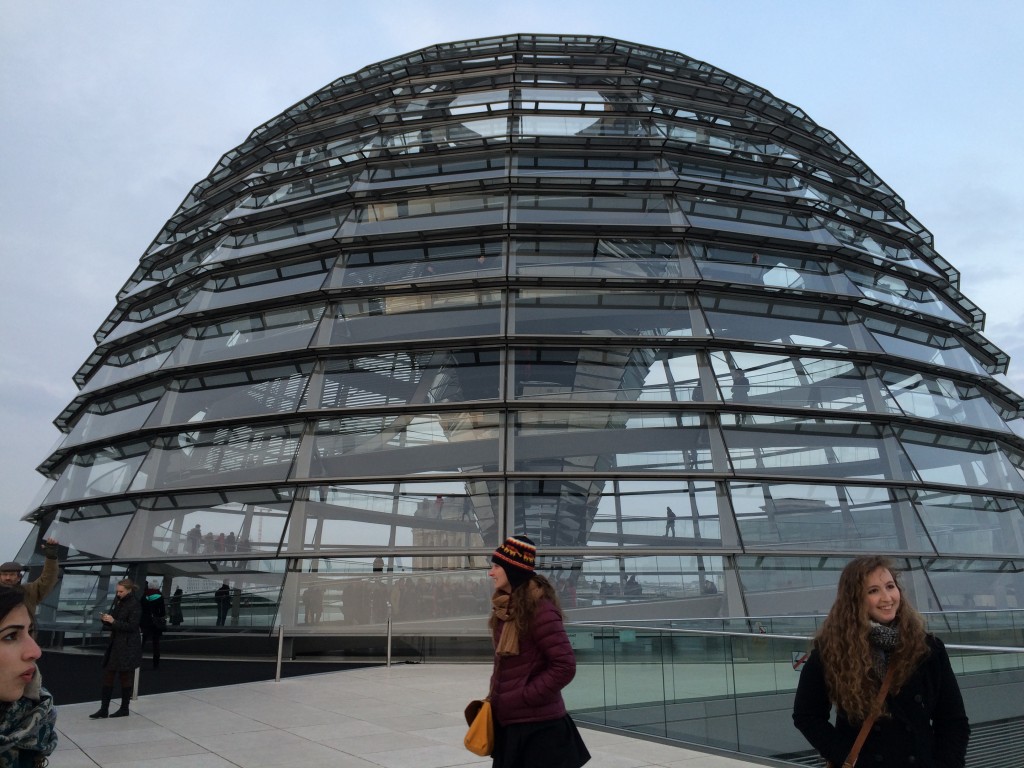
top-left (0, 590), bottom-right (28, 623)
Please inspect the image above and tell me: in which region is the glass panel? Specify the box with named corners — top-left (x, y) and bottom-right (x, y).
top-left (514, 289), bottom-right (693, 337)
top-left (129, 423), bottom-right (303, 492)
top-left (336, 241), bottom-right (502, 288)
top-left (513, 238), bottom-right (684, 280)
top-left (308, 349), bottom-right (500, 410)
top-left (285, 480), bottom-right (501, 553)
top-left (567, 554), bottom-right (735, 619)
top-left (166, 305), bottom-right (325, 367)
top-left (735, 555), bottom-right (927, 617)
top-left (305, 411), bottom-right (501, 479)
top-left (709, 352), bottom-right (890, 413)
top-left (864, 317), bottom-right (987, 375)
top-left (897, 428), bottom-right (1024, 492)
top-left (702, 295), bottom-right (877, 352)
top-left (325, 290), bottom-right (502, 345)
top-left (729, 482), bottom-right (932, 552)
top-left (363, 153), bottom-right (506, 187)
top-left (513, 409), bottom-right (716, 473)
top-left (183, 255), bottom-right (334, 315)
top-left (913, 491), bottom-right (1024, 557)
top-left (924, 558), bottom-right (1024, 611)
top-left (845, 266), bottom-right (959, 321)
top-left (349, 194), bottom-right (505, 235)
top-left (514, 478), bottom-right (724, 549)
top-left (61, 385), bottom-right (163, 449)
top-left (720, 415), bottom-right (917, 481)
top-left (880, 369), bottom-right (1009, 432)
top-left (44, 441), bottom-right (149, 505)
top-left (146, 363), bottom-right (311, 427)
top-left (513, 194), bottom-right (675, 227)
top-left (690, 242), bottom-right (850, 295)
top-left (44, 502), bottom-right (137, 560)
top-left (119, 489), bottom-right (293, 558)
top-left (514, 347), bottom-right (704, 402)
top-left (79, 334), bottom-right (180, 395)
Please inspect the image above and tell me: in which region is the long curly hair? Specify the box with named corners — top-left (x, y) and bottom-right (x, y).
top-left (488, 574), bottom-right (562, 636)
top-left (814, 556), bottom-right (929, 722)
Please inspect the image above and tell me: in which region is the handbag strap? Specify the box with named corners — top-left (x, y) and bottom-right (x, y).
top-left (844, 665), bottom-right (895, 768)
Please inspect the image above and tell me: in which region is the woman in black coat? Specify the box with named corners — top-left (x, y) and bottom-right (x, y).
top-left (793, 556), bottom-right (969, 767)
top-left (90, 578), bottom-right (142, 719)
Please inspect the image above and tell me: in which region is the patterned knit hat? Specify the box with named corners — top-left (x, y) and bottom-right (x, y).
top-left (491, 535), bottom-right (536, 590)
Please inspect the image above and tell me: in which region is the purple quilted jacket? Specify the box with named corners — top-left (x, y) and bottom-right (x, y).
top-left (489, 598), bottom-right (576, 725)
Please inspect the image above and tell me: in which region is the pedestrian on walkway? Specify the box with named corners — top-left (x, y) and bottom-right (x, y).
top-left (90, 578), bottom-right (142, 719)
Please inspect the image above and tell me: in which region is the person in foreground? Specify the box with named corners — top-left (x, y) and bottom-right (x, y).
top-left (90, 579), bottom-right (142, 719)
top-left (0, 591), bottom-right (57, 767)
top-left (793, 556), bottom-right (969, 767)
top-left (487, 535), bottom-right (590, 768)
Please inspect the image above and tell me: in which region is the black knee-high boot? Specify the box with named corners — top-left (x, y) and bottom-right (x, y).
top-left (109, 689), bottom-right (131, 718)
top-left (89, 686), bottom-right (113, 719)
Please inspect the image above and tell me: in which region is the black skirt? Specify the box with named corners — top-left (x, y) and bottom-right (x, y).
top-left (492, 714), bottom-right (591, 768)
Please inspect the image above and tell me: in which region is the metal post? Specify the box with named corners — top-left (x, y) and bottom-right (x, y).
top-left (386, 600), bottom-right (392, 667)
top-left (275, 625), bottom-right (285, 682)
top-left (132, 667), bottom-right (140, 700)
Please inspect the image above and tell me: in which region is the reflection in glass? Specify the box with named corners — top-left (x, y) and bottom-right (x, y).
top-left (130, 423), bottom-right (303, 492)
top-left (307, 411), bottom-right (501, 479)
top-left (167, 305), bottom-right (325, 368)
top-left (515, 479), bottom-right (723, 548)
top-left (44, 502), bottom-right (137, 560)
top-left (326, 290), bottom-right (502, 345)
top-left (62, 385), bottom-right (163, 450)
top-left (45, 441), bottom-right (149, 506)
top-left (291, 481), bottom-right (500, 553)
top-left (310, 349), bottom-right (500, 411)
top-left (730, 482), bottom-right (931, 552)
top-left (147, 363), bottom-right (311, 428)
top-left (514, 289), bottom-right (693, 337)
top-left (701, 295), bottom-right (876, 352)
top-left (913, 491), bottom-right (1024, 557)
top-left (514, 347), bottom-right (703, 403)
top-left (865, 317), bottom-right (988, 375)
top-left (121, 489), bottom-right (293, 558)
top-left (924, 558), bottom-right (1024, 611)
top-left (514, 409), bottom-right (714, 472)
top-left (338, 241), bottom-right (502, 288)
top-left (897, 428), bottom-right (1024, 492)
top-left (514, 238), bottom-right (683, 280)
top-left (709, 352), bottom-right (889, 413)
top-left (880, 369), bottom-right (1009, 432)
top-left (569, 554), bottom-right (732, 619)
top-left (721, 414), bottom-right (917, 481)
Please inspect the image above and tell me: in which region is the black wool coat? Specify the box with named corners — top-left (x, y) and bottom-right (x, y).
top-left (102, 592), bottom-right (142, 672)
top-left (793, 635), bottom-right (969, 768)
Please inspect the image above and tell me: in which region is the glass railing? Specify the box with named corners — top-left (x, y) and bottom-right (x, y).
top-left (563, 613), bottom-right (1024, 762)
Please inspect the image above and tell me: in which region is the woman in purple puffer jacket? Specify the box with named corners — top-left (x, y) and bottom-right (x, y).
top-left (487, 535), bottom-right (590, 768)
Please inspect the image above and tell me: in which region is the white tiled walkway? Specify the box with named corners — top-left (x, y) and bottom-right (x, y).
top-left (48, 663), bottom-right (767, 767)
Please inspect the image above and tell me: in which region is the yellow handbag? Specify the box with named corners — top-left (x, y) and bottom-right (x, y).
top-left (463, 698), bottom-right (494, 756)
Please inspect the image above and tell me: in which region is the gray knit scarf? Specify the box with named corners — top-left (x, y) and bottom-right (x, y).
top-left (0, 671), bottom-right (58, 768)
top-left (868, 620), bottom-right (899, 678)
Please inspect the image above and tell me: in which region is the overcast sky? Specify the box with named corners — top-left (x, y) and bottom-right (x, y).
top-left (2, 0), bottom-right (1022, 560)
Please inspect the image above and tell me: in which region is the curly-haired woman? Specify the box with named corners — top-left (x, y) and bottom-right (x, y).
top-left (486, 535), bottom-right (590, 768)
top-left (793, 556), bottom-right (969, 767)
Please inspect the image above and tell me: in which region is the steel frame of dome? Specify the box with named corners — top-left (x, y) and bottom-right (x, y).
top-left (17, 33), bottom-right (1024, 639)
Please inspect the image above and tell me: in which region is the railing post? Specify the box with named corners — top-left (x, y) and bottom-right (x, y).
top-left (386, 601), bottom-right (392, 667)
top-left (275, 625), bottom-right (285, 682)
